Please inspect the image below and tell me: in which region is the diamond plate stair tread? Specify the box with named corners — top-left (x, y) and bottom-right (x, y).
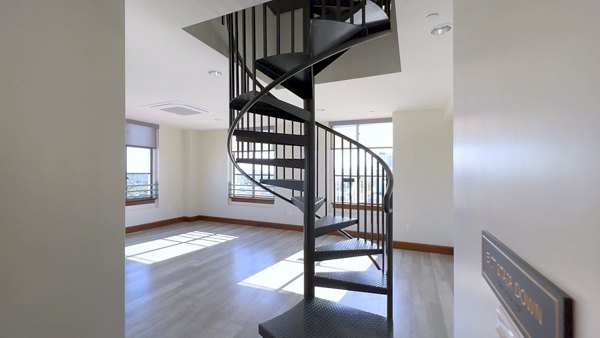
top-left (315, 238), bottom-right (382, 261)
top-left (233, 130), bottom-right (306, 146)
top-left (314, 215), bottom-right (357, 237)
top-left (237, 158), bottom-right (305, 169)
top-left (258, 298), bottom-right (391, 338)
top-left (230, 91), bottom-right (309, 122)
top-left (291, 195), bottom-right (325, 212)
top-left (314, 270), bottom-right (387, 294)
top-left (260, 179), bottom-right (304, 191)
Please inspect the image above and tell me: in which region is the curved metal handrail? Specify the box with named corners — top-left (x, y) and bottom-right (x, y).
top-left (227, 27), bottom-right (392, 210)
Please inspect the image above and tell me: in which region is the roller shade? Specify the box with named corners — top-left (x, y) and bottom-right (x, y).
top-left (126, 119), bottom-right (159, 148)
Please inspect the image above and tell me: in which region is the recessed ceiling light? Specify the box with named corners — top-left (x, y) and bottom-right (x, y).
top-left (316, 108), bottom-right (325, 112)
top-left (425, 13), bottom-right (439, 21)
top-left (208, 70), bottom-right (222, 77)
top-left (431, 24), bottom-right (452, 36)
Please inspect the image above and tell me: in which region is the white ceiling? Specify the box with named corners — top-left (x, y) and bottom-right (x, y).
top-left (126, 0), bottom-right (452, 129)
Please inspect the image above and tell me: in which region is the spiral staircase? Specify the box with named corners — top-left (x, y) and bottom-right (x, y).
top-left (225, 1), bottom-right (395, 336)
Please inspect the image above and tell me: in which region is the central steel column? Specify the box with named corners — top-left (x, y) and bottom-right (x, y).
top-left (303, 0), bottom-right (316, 300)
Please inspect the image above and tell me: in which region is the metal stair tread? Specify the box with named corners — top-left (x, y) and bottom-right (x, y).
top-left (314, 270), bottom-right (387, 294)
top-left (258, 298), bottom-right (391, 338)
top-left (255, 53), bottom-right (313, 99)
top-left (237, 158), bottom-right (305, 169)
top-left (315, 238), bottom-right (382, 261)
top-left (260, 179), bottom-right (304, 191)
top-left (314, 215), bottom-right (357, 237)
top-left (230, 91), bottom-right (309, 122)
top-left (291, 195), bottom-right (325, 213)
top-left (233, 129), bottom-right (306, 146)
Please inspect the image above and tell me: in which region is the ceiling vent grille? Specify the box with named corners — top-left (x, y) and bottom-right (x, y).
top-left (145, 101), bottom-right (209, 116)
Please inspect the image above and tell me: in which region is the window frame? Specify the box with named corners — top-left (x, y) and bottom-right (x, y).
top-left (126, 145), bottom-right (158, 206)
top-left (125, 119), bottom-right (159, 206)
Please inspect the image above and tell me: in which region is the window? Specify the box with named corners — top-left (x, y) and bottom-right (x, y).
top-left (126, 120), bottom-right (158, 205)
top-left (331, 119), bottom-right (392, 207)
top-left (229, 134), bottom-right (275, 204)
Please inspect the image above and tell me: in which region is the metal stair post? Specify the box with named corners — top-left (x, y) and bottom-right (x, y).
top-left (302, 0), bottom-right (316, 301)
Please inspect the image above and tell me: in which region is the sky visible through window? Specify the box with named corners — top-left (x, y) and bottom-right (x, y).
top-left (127, 147), bottom-right (151, 173)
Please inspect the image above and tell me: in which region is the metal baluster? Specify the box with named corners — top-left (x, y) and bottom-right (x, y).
top-left (291, 121), bottom-right (295, 195)
top-left (349, 143), bottom-right (353, 230)
top-left (228, 15), bottom-right (234, 125)
top-left (336, 0), bottom-right (341, 21)
top-left (252, 7), bottom-right (256, 92)
top-left (253, 113), bottom-right (257, 188)
top-left (261, 115), bottom-right (264, 182)
top-left (324, 128), bottom-right (328, 216)
top-left (362, 0), bottom-right (366, 27)
top-left (332, 135), bottom-right (336, 217)
top-left (283, 120), bottom-right (286, 180)
top-left (377, 163), bottom-right (380, 248)
top-left (370, 156), bottom-right (374, 242)
top-left (316, 125), bottom-right (319, 209)
top-left (242, 9), bottom-right (247, 93)
top-left (356, 146), bottom-right (360, 234)
top-left (341, 138), bottom-right (345, 218)
top-left (234, 13), bottom-right (239, 98)
top-left (364, 150), bottom-right (368, 239)
top-left (382, 170), bottom-right (386, 272)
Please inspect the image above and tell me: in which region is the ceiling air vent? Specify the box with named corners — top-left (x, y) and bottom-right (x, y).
top-left (145, 101), bottom-right (209, 116)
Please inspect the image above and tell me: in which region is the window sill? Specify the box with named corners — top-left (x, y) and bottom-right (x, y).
top-left (230, 196), bottom-right (275, 205)
top-left (126, 198), bottom-right (157, 206)
top-left (332, 203), bottom-right (383, 211)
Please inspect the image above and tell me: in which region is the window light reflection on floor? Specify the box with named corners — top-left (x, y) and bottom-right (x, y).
top-left (126, 231), bottom-right (237, 264)
top-left (239, 249), bottom-right (374, 302)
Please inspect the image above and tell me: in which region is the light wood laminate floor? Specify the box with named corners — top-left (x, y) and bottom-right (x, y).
top-left (126, 221), bottom-right (453, 338)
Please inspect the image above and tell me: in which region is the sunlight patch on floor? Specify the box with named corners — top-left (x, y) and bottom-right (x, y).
top-left (126, 231), bottom-right (237, 264)
top-left (239, 249), bottom-right (374, 302)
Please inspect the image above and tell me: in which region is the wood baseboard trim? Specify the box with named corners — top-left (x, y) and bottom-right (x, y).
top-left (126, 215), bottom-right (453, 255)
top-left (125, 216), bottom-right (186, 234)
top-left (190, 215), bottom-right (304, 232)
top-left (393, 241), bottom-right (454, 255)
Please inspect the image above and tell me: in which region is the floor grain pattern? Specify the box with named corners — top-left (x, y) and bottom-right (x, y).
top-left (125, 221), bottom-right (453, 338)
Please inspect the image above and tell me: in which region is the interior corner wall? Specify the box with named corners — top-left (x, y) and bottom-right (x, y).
top-left (126, 127), bottom-right (186, 227)
top-left (392, 109), bottom-right (453, 246)
top-left (454, 1), bottom-right (600, 337)
top-left (185, 129), bottom-right (303, 225)
top-left (0, 1), bottom-right (125, 337)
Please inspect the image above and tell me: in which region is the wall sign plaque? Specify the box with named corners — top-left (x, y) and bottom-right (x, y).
top-left (482, 231), bottom-right (573, 338)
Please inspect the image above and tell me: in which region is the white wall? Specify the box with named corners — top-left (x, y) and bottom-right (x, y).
top-left (0, 1), bottom-right (125, 337)
top-left (454, 1), bottom-right (600, 337)
top-left (393, 109), bottom-right (453, 246)
top-left (185, 129), bottom-right (304, 224)
top-left (126, 127), bottom-right (186, 226)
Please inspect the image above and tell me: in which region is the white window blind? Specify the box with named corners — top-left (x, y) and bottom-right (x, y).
top-left (126, 119), bottom-right (159, 148)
